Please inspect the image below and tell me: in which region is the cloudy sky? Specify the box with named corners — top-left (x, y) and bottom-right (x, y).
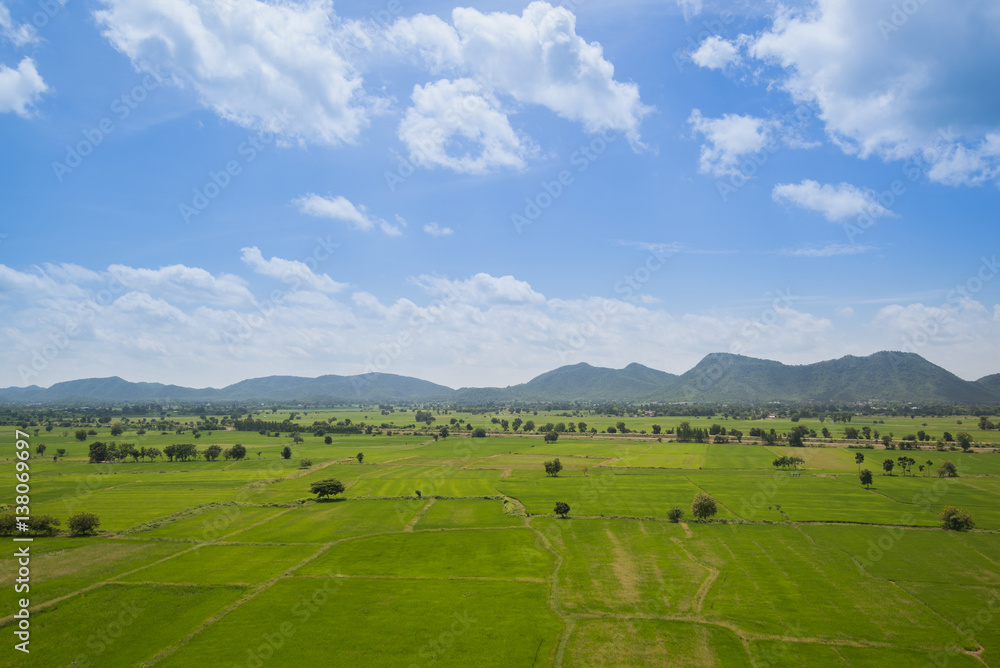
top-left (1, 0), bottom-right (998, 390)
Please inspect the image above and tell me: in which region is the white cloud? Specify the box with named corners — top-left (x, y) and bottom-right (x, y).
top-left (0, 2), bottom-right (38, 47)
top-left (398, 78), bottom-right (535, 174)
top-left (294, 194), bottom-right (375, 232)
top-left (240, 247), bottom-right (347, 293)
top-left (6, 254), bottom-right (998, 388)
top-left (95, 0), bottom-right (374, 146)
top-left (691, 36), bottom-right (741, 70)
top-left (837, 306), bottom-right (855, 318)
top-left (423, 222), bottom-right (453, 237)
top-left (779, 243), bottom-right (878, 257)
top-left (688, 109), bottom-right (773, 176)
top-left (749, 0), bottom-right (1000, 186)
top-left (0, 57), bottom-right (47, 117)
top-left (675, 0), bottom-right (703, 20)
top-left (389, 2), bottom-right (651, 146)
top-left (772, 180), bottom-right (892, 221)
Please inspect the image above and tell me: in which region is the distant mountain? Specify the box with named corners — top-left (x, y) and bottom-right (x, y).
top-left (0, 352), bottom-right (996, 405)
top-left (978, 373), bottom-right (1000, 395)
top-left (664, 352), bottom-right (998, 404)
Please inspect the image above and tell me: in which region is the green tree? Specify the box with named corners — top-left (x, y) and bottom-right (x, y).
top-left (956, 432), bottom-right (974, 451)
top-left (691, 493), bottom-right (717, 520)
top-left (939, 506), bottom-right (975, 531)
top-left (230, 444), bottom-right (247, 460)
top-left (310, 479), bottom-right (346, 499)
top-left (280, 445), bottom-right (292, 459)
top-left (472, 427), bottom-right (487, 438)
top-left (882, 458), bottom-right (895, 475)
top-left (88, 442), bottom-right (108, 463)
top-left (56, 448), bottom-right (66, 458)
top-left (652, 424), bottom-right (661, 435)
top-left (75, 429), bottom-right (88, 442)
top-left (543, 459), bottom-right (563, 476)
top-left (204, 445), bottom-right (222, 461)
top-left (68, 512), bottom-right (101, 536)
top-left (544, 431), bottom-right (559, 443)
top-left (554, 501), bottom-right (570, 518)
top-left (667, 507), bottom-right (684, 522)
top-left (35, 443), bottom-right (46, 456)
top-left (356, 452), bottom-right (364, 463)
top-left (439, 426), bottom-right (449, 439)
top-left (110, 423), bottom-right (124, 436)
top-left (855, 452), bottom-right (864, 472)
top-left (523, 420), bottom-right (535, 432)
top-left (300, 459), bottom-right (313, 468)
top-left (859, 468), bottom-right (873, 489)
top-left (512, 417), bottom-right (523, 432)
top-left (324, 436), bottom-right (333, 445)
top-left (937, 460), bottom-right (958, 477)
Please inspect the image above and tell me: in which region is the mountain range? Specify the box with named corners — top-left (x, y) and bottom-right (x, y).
top-left (1, 351), bottom-right (997, 405)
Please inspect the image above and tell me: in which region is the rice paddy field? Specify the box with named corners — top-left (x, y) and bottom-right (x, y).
top-left (2, 411), bottom-right (1000, 667)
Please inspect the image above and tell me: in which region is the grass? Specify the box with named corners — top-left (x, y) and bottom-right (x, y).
top-left (2, 417), bottom-right (999, 667)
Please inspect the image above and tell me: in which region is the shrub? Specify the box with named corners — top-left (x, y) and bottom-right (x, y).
top-left (68, 512), bottom-right (101, 536)
top-left (940, 506), bottom-right (975, 531)
top-left (667, 507), bottom-right (684, 523)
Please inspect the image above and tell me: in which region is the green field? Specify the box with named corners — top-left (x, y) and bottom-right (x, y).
top-left (3, 413), bottom-right (1000, 666)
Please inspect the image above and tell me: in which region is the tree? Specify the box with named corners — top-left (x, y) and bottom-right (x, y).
top-left (938, 460), bottom-right (958, 477)
top-left (144, 447), bottom-right (161, 462)
top-left (75, 429), bottom-right (88, 442)
top-left (204, 445), bottom-right (222, 461)
top-left (523, 420), bottom-right (535, 432)
top-left (691, 493), bottom-right (717, 520)
top-left (56, 448), bottom-right (66, 459)
top-left (310, 479), bottom-right (345, 499)
top-left (35, 443), bottom-right (46, 456)
top-left (300, 458), bottom-right (313, 468)
top-left (88, 442), bottom-right (108, 463)
top-left (956, 432), bottom-right (974, 451)
top-left (667, 507), bottom-right (684, 522)
top-left (882, 458), bottom-right (895, 475)
top-left (280, 445), bottom-right (292, 460)
top-left (554, 501), bottom-right (570, 518)
top-left (68, 512), bottom-right (101, 536)
top-left (855, 452), bottom-right (864, 472)
top-left (324, 436), bottom-right (333, 445)
top-left (230, 444), bottom-right (246, 460)
top-left (439, 426), bottom-right (449, 439)
top-left (859, 468), bottom-right (873, 489)
top-left (652, 424), bottom-right (661, 435)
top-left (821, 427), bottom-right (831, 439)
top-left (110, 423), bottom-right (124, 436)
top-left (356, 452), bottom-right (364, 463)
top-left (472, 427), bottom-right (487, 438)
top-left (544, 431), bottom-right (559, 443)
top-left (512, 417), bottom-right (523, 432)
top-left (543, 459), bottom-right (563, 477)
top-left (939, 506), bottom-right (975, 531)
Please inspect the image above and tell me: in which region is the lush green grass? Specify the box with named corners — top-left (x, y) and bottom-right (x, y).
top-left (228, 499), bottom-right (424, 543)
top-left (3, 418), bottom-right (999, 667)
top-left (564, 619), bottom-right (751, 667)
top-left (299, 528), bottom-right (552, 579)
top-left (535, 517), bottom-right (706, 616)
top-left (414, 499), bottom-right (525, 529)
top-left (118, 543), bottom-right (318, 584)
top-left (158, 578), bottom-right (563, 667)
top-left (7, 584), bottom-right (248, 667)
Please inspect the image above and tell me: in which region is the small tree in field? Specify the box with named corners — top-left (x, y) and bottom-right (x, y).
top-left (554, 502), bottom-right (570, 518)
top-left (300, 459), bottom-right (313, 468)
top-left (75, 429), bottom-right (88, 442)
top-left (543, 459), bottom-right (563, 477)
top-left (280, 445), bottom-right (292, 459)
top-left (691, 493), bottom-right (717, 520)
top-left (939, 506), bottom-right (975, 531)
top-left (356, 452), bottom-right (364, 463)
top-left (882, 458), bottom-right (895, 475)
top-left (544, 431), bottom-right (559, 443)
top-left (938, 460), bottom-right (958, 477)
top-left (859, 468), bottom-right (873, 489)
top-left (855, 452), bottom-right (864, 472)
top-left (667, 507), bottom-right (684, 523)
top-left (956, 432), bottom-right (973, 451)
top-left (68, 512), bottom-right (100, 536)
top-left (310, 479), bottom-right (345, 499)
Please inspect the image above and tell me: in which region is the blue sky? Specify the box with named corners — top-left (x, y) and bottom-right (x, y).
top-left (1, 0), bottom-right (998, 389)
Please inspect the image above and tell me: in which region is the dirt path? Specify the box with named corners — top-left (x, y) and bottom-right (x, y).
top-left (403, 498), bottom-right (436, 531)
